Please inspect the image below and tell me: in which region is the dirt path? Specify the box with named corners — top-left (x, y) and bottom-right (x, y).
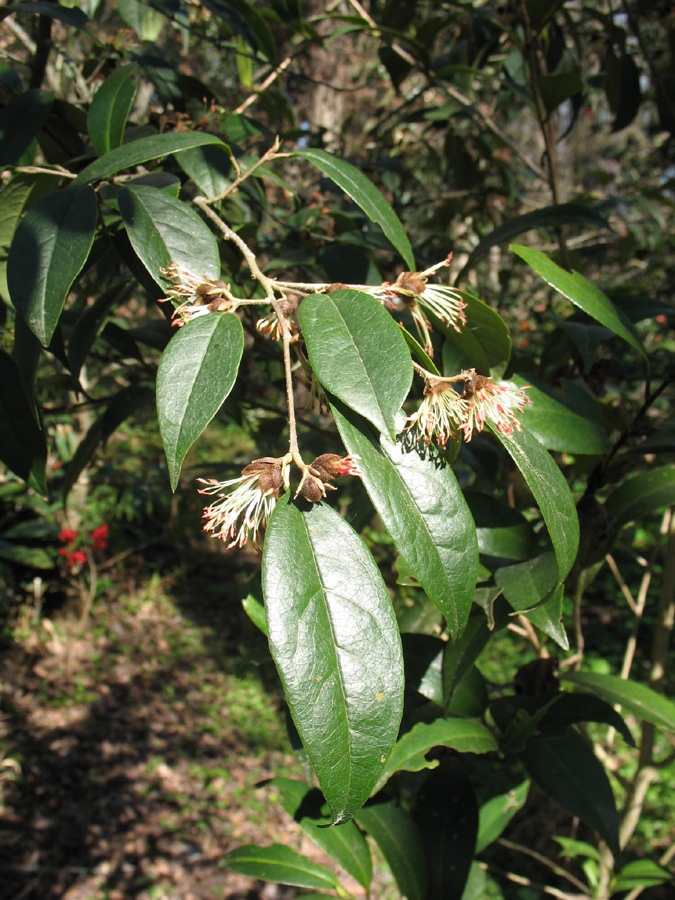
top-left (0, 568), bottom-right (310, 900)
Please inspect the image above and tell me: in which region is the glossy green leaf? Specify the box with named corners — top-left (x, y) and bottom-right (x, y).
top-left (87, 65), bottom-right (137, 156)
top-left (300, 290), bottom-right (413, 439)
top-left (0, 89), bottom-right (54, 167)
top-left (457, 204), bottom-right (608, 281)
top-left (512, 245), bottom-right (646, 360)
top-left (0, 172), bottom-right (60, 303)
top-left (413, 760), bottom-right (478, 900)
top-left (476, 780), bottom-right (530, 853)
top-left (156, 313), bottom-right (244, 491)
top-left (356, 802), bottom-right (428, 900)
top-left (464, 489), bottom-right (537, 560)
top-left (223, 844), bottom-right (339, 891)
top-left (292, 149), bottom-right (415, 268)
top-left (495, 554), bottom-right (569, 650)
top-left (511, 374), bottom-right (611, 454)
top-left (376, 718), bottom-right (497, 792)
top-left (262, 496), bottom-right (404, 824)
top-left (0, 349), bottom-right (47, 493)
top-left (400, 326), bottom-right (439, 374)
top-left (521, 729), bottom-right (619, 855)
top-left (332, 401), bottom-right (478, 638)
top-left (440, 290), bottom-right (511, 378)
top-left (269, 778), bottom-right (372, 889)
top-left (72, 131), bottom-right (225, 185)
top-left (173, 144), bottom-right (234, 197)
top-left (8, 186), bottom-right (98, 346)
top-left (488, 425), bottom-right (579, 586)
top-left (605, 465), bottom-right (675, 526)
top-left (118, 184), bottom-right (220, 287)
top-left (562, 672), bottom-right (675, 736)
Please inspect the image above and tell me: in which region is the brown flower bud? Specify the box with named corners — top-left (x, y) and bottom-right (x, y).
top-left (310, 453), bottom-right (344, 483)
top-left (241, 458), bottom-right (284, 498)
top-left (325, 283), bottom-right (350, 292)
top-left (300, 475), bottom-right (325, 503)
top-left (394, 271), bottom-right (427, 297)
top-left (461, 372), bottom-right (490, 400)
top-left (424, 378), bottom-right (450, 397)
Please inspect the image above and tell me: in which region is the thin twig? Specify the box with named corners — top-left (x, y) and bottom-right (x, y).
top-left (235, 57), bottom-right (293, 115)
top-left (204, 136), bottom-right (282, 204)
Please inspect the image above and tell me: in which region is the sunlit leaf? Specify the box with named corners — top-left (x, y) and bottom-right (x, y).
top-left (224, 844), bottom-right (339, 891)
top-left (262, 496), bottom-right (404, 824)
top-left (156, 313), bottom-right (244, 491)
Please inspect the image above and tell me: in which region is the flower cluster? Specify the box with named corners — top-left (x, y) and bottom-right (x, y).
top-left (368, 268), bottom-right (467, 354)
top-left (198, 454), bottom-right (362, 549)
top-left (405, 371), bottom-right (530, 447)
top-left (58, 523), bottom-right (109, 568)
top-left (198, 458), bottom-right (285, 550)
top-left (159, 263), bottom-right (233, 326)
top-left (256, 299), bottom-right (298, 342)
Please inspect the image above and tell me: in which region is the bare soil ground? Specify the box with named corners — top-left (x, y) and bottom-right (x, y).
top-left (0, 560), bottom-right (338, 900)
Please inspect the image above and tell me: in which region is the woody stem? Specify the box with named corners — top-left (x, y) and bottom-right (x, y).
top-left (192, 197), bottom-right (301, 456)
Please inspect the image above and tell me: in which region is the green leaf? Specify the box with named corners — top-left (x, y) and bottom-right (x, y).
top-left (612, 859), bottom-right (673, 892)
top-left (605, 465), bottom-right (675, 526)
top-left (72, 131), bottom-right (226, 185)
top-left (87, 65), bottom-right (137, 156)
top-left (0, 172), bottom-right (61, 304)
top-left (464, 489), bottom-right (537, 560)
top-left (292, 149), bottom-right (415, 268)
top-left (0, 89), bottom-right (54, 166)
top-left (356, 802), bottom-right (428, 900)
top-left (331, 401), bottom-right (478, 639)
top-left (510, 374), bottom-right (610, 454)
top-left (242, 594), bottom-right (267, 636)
top-left (562, 672), bottom-right (675, 736)
top-left (476, 780), bottom-right (530, 853)
top-left (521, 729), bottom-right (619, 856)
top-left (173, 144), bottom-right (234, 197)
top-left (269, 778), bottom-right (372, 890)
top-left (511, 245), bottom-right (646, 361)
top-left (118, 184), bottom-right (220, 287)
top-left (538, 71), bottom-right (585, 113)
top-left (402, 633), bottom-right (444, 705)
top-left (457, 205), bottom-right (608, 282)
top-left (606, 50), bottom-right (642, 132)
top-left (0, 348), bottom-right (47, 493)
top-left (440, 290), bottom-right (511, 378)
top-left (156, 313), bottom-right (244, 491)
top-left (442, 613), bottom-right (494, 707)
top-left (488, 425), bottom-right (579, 586)
top-left (3, 2), bottom-right (89, 31)
top-left (495, 554), bottom-right (569, 650)
top-left (376, 718), bottom-right (497, 792)
top-left (223, 844), bottom-right (339, 891)
top-left (448, 665), bottom-right (490, 718)
top-left (300, 290), bottom-right (413, 439)
top-left (413, 759), bottom-right (478, 900)
top-left (8, 186), bottom-right (98, 346)
top-left (262, 496), bottom-right (404, 824)
top-left (537, 692), bottom-right (635, 746)
top-left (201, 0), bottom-right (278, 64)
top-left (0, 541), bottom-right (53, 569)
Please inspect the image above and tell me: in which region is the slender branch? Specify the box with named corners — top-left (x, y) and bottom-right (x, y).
top-left (235, 57), bottom-right (293, 115)
top-left (496, 839), bottom-right (589, 893)
top-left (192, 196), bottom-right (302, 456)
top-left (203, 136), bottom-right (282, 204)
top-left (412, 361), bottom-right (473, 383)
